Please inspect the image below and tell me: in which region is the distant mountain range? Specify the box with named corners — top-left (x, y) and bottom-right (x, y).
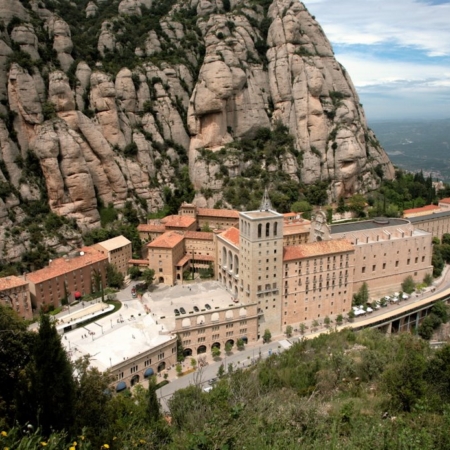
top-left (370, 119), bottom-right (450, 182)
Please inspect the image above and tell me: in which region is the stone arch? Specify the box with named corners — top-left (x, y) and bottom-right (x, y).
top-left (130, 374), bottom-right (140, 386)
top-left (234, 254), bottom-right (239, 275)
top-left (222, 246), bottom-right (227, 266)
top-left (211, 342), bottom-right (220, 349)
top-left (197, 345), bottom-right (207, 354)
top-left (226, 339), bottom-right (234, 347)
top-left (258, 223), bottom-right (262, 238)
top-left (183, 348), bottom-right (192, 357)
top-left (157, 361), bottom-right (166, 372)
top-left (182, 317), bottom-right (191, 328)
top-left (228, 250), bottom-right (233, 271)
top-left (274, 222), bottom-right (278, 236)
top-left (266, 222), bottom-right (270, 237)
top-left (211, 312), bottom-right (220, 322)
top-left (239, 307), bottom-right (247, 317)
top-left (225, 309), bottom-right (234, 320)
top-left (158, 276), bottom-right (164, 283)
top-left (197, 315), bottom-right (206, 325)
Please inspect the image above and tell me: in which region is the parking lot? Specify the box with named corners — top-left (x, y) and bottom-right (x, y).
top-left (142, 281), bottom-right (238, 330)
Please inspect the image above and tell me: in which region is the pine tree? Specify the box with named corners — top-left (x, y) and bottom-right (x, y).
top-left (147, 375), bottom-right (160, 423)
top-left (27, 314), bottom-right (76, 435)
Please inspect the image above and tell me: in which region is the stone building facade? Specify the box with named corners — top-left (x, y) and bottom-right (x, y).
top-left (27, 247), bottom-right (108, 310)
top-left (329, 218), bottom-right (433, 297)
top-left (0, 275), bottom-right (33, 320)
top-left (409, 210), bottom-right (450, 242)
top-left (93, 235), bottom-right (132, 277)
top-left (174, 303), bottom-right (258, 356)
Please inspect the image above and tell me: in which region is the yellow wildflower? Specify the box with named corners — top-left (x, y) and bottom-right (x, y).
top-left (139, 439), bottom-right (146, 444)
top-left (5, 447), bottom-right (10, 450)
top-left (102, 445), bottom-right (110, 449)
top-left (69, 447), bottom-right (75, 450)
top-left (40, 443), bottom-right (47, 447)
top-left (73, 442), bottom-right (77, 446)
top-left (1, 431), bottom-right (7, 437)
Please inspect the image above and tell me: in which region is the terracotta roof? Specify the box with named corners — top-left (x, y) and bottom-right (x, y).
top-left (184, 231), bottom-right (214, 240)
top-left (128, 259), bottom-right (148, 265)
top-left (197, 208), bottom-right (239, 219)
top-left (403, 205), bottom-right (440, 215)
top-left (176, 254), bottom-right (214, 266)
top-left (94, 235), bottom-right (131, 251)
top-left (147, 231), bottom-right (184, 249)
top-left (283, 223), bottom-right (310, 236)
top-left (163, 215), bottom-right (196, 228)
top-left (283, 239), bottom-right (354, 261)
top-left (439, 198), bottom-right (450, 204)
top-left (137, 224), bottom-right (166, 232)
top-left (26, 248), bottom-right (108, 284)
top-left (220, 227), bottom-right (240, 245)
top-left (0, 275), bottom-right (28, 291)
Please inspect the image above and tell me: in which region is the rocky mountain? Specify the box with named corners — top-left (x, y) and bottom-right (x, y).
top-left (0, 0), bottom-right (394, 265)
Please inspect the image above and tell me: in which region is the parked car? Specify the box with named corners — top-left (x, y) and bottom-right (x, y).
top-left (193, 306), bottom-right (199, 312)
top-left (205, 304), bottom-right (212, 310)
top-left (208, 378), bottom-right (217, 385)
top-left (174, 308), bottom-right (180, 315)
top-left (180, 307), bottom-right (186, 314)
top-left (365, 306), bottom-right (373, 313)
top-left (402, 293), bottom-right (409, 300)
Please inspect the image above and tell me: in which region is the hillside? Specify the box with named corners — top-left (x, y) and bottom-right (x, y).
top-left (0, 0), bottom-right (394, 265)
top-left (2, 306), bottom-right (450, 450)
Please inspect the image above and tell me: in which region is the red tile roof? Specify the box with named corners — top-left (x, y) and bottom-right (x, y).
top-left (26, 248), bottom-right (108, 284)
top-left (0, 275), bottom-right (28, 290)
top-left (283, 239), bottom-right (354, 261)
top-left (220, 227), bottom-right (240, 245)
top-left (137, 224), bottom-right (166, 232)
top-left (163, 215), bottom-right (196, 228)
top-left (176, 254), bottom-right (214, 266)
top-left (403, 204), bottom-right (440, 215)
top-left (439, 198), bottom-right (450, 204)
top-left (129, 259), bottom-right (148, 265)
top-left (147, 231), bottom-right (184, 249)
top-left (184, 231), bottom-right (214, 240)
top-left (283, 223), bottom-right (310, 236)
top-left (197, 208), bottom-right (239, 219)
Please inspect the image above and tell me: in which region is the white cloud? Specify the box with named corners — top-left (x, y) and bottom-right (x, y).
top-left (303, 0), bottom-right (450, 119)
top-left (304, 0), bottom-right (450, 56)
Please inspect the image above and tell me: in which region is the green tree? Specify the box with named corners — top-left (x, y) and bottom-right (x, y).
top-left (443, 233), bottom-right (450, 245)
top-left (285, 325), bottom-right (293, 337)
top-left (291, 200), bottom-right (312, 213)
top-left (312, 319), bottom-right (319, 330)
top-left (20, 314), bottom-right (76, 435)
top-left (142, 268), bottom-right (155, 286)
top-left (72, 356), bottom-right (113, 445)
top-left (401, 276), bottom-right (416, 294)
top-left (236, 338), bottom-right (245, 350)
top-left (212, 346), bottom-right (221, 359)
top-left (217, 363), bottom-right (225, 378)
top-left (225, 341), bottom-right (233, 354)
top-left (190, 358), bottom-right (197, 370)
top-left (299, 323), bottom-right (306, 335)
top-left (348, 194), bottom-right (367, 217)
top-left (128, 265), bottom-right (141, 280)
top-left (324, 316), bottom-right (331, 328)
top-left (0, 304), bottom-right (36, 425)
top-left (336, 314), bottom-right (344, 325)
top-left (381, 335), bottom-right (427, 412)
top-left (147, 374), bottom-right (160, 423)
top-left (263, 329), bottom-right (271, 343)
top-left (106, 263), bottom-right (124, 289)
top-left (423, 273), bottom-right (433, 286)
top-left (347, 309), bottom-right (355, 322)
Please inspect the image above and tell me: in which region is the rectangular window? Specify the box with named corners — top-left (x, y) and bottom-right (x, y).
top-left (362, 267), bottom-right (366, 273)
top-left (226, 331), bottom-right (233, 337)
top-left (395, 261), bottom-right (399, 267)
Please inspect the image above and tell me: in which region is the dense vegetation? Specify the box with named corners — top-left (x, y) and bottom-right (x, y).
top-left (3, 303), bottom-right (450, 449)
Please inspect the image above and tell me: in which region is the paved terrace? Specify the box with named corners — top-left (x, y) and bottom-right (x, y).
top-left (142, 281), bottom-right (239, 331)
top-left (55, 301), bottom-right (114, 331)
top-left (60, 299), bottom-right (173, 372)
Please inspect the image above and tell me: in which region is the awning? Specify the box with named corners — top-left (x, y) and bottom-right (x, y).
top-left (116, 381), bottom-right (126, 392)
top-left (74, 291), bottom-right (82, 299)
top-left (144, 368), bottom-right (154, 378)
top-left (241, 336), bottom-right (248, 341)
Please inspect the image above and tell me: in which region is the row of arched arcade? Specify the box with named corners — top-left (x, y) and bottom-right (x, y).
top-left (115, 361), bottom-right (167, 392)
top-left (182, 337), bottom-right (248, 357)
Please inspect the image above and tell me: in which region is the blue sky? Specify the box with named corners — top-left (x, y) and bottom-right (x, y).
top-left (303, 0), bottom-right (450, 122)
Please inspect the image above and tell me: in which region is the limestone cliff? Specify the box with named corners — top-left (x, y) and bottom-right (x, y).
top-left (0, 0), bottom-right (394, 264)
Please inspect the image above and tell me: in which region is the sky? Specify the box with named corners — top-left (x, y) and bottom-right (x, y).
top-left (303, 0), bottom-right (450, 122)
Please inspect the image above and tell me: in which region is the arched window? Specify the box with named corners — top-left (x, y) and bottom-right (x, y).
top-left (258, 224), bottom-right (262, 238)
top-left (228, 251), bottom-right (233, 271)
top-left (222, 247), bottom-right (227, 266)
top-left (234, 255), bottom-right (239, 275)
top-left (266, 223), bottom-right (270, 237)
top-left (274, 222), bottom-right (278, 236)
